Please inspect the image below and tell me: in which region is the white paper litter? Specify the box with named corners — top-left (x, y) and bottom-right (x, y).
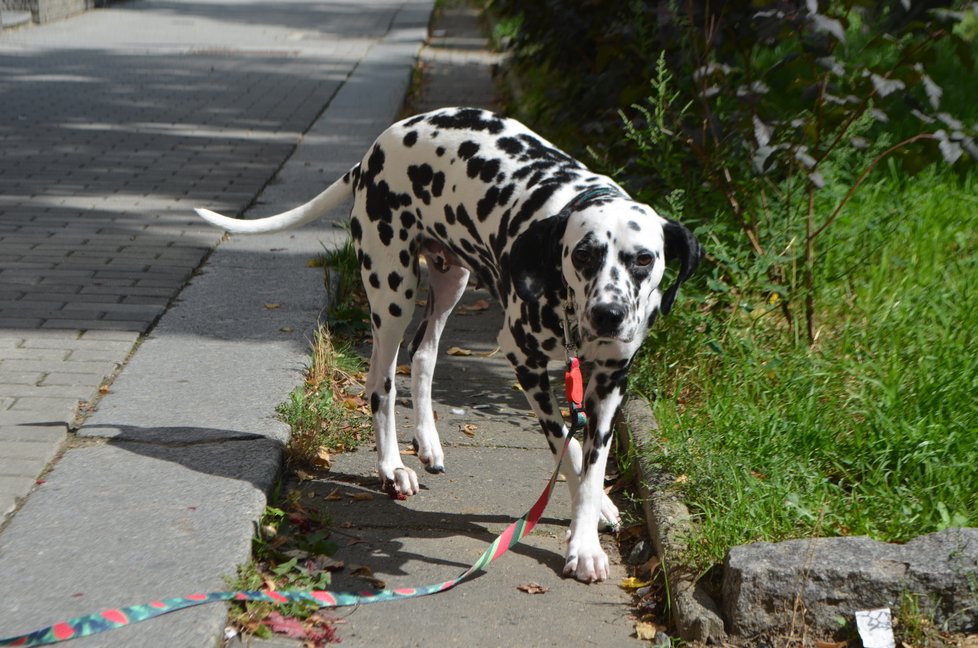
top-left (855, 607), bottom-right (895, 648)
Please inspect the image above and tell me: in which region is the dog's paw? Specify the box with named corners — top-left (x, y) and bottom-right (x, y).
top-left (599, 494), bottom-right (622, 531)
top-left (563, 530), bottom-right (611, 583)
top-left (382, 465), bottom-right (419, 499)
top-left (412, 437), bottom-right (445, 474)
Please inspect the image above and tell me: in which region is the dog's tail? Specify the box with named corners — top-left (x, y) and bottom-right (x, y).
top-left (194, 165), bottom-right (358, 234)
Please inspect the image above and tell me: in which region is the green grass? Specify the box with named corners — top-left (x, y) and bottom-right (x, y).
top-left (633, 168), bottom-right (978, 571)
top-left (277, 324), bottom-right (370, 467)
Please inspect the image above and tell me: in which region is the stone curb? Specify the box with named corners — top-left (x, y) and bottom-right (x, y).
top-left (617, 396), bottom-right (728, 644)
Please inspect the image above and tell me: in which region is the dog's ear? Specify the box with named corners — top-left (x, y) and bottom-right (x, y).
top-left (510, 213), bottom-right (570, 302)
top-left (661, 219), bottom-right (702, 315)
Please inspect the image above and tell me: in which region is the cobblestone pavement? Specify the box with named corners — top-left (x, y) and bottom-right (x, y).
top-left (0, 0), bottom-right (425, 522)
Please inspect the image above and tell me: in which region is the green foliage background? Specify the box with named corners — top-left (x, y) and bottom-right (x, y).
top-left (490, 0), bottom-right (978, 569)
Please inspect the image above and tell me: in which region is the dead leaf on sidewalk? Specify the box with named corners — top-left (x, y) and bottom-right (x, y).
top-left (814, 641), bottom-right (848, 648)
top-left (447, 346), bottom-right (472, 356)
top-left (349, 492), bottom-right (374, 502)
top-left (264, 303), bottom-right (280, 310)
top-left (351, 565), bottom-right (385, 589)
top-left (396, 364), bottom-right (411, 375)
top-left (619, 576), bottom-right (653, 591)
top-left (461, 423), bottom-right (477, 437)
top-left (634, 621), bottom-right (658, 641)
top-left (323, 489), bottom-right (343, 502)
top-left (636, 555), bottom-right (661, 578)
top-left (312, 448), bottom-right (332, 470)
top-left (517, 582), bottom-right (549, 594)
top-left (457, 299), bottom-right (490, 313)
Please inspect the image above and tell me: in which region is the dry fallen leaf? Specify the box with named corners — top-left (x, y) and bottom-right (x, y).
top-left (323, 489), bottom-right (343, 502)
top-left (619, 576), bottom-right (653, 591)
top-left (814, 641), bottom-right (848, 648)
top-left (447, 346), bottom-right (472, 356)
top-left (458, 299), bottom-right (490, 312)
top-left (350, 492), bottom-right (374, 502)
top-left (294, 469), bottom-right (314, 482)
top-left (461, 423), bottom-right (477, 437)
top-left (264, 303), bottom-right (280, 310)
top-left (279, 326), bottom-right (294, 333)
top-left (634, 621), bottom-right (658, 641)
top-left (674, 474), bottom-right (689, 484)
top-left (637, 555), bottom-right (661, 578)
top-left (313, 448), bottom-right (332, 470)
top-left (396, 364), bottom-right (411, 375)
top-left (517, 582), bottom-right (549, 594)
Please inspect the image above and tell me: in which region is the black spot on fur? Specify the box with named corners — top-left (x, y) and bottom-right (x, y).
top-left (458, 141), bottom-right (480, 160)
top-left (370, 392), bottom-right (380, 413)
top-left (427, 108), bottom-right (505, 134)
top-left (399, 250), bottom-right (411, 267)
top-left (384, 378), bottom-right (392, 393)
top-left (403, 130), bottom-right (418, 147)
top-left (628, 220), bottom-right (641, 231)
top-left (388, 272), bottom-right (403, 290)
top-left (496, 136), bottom-right (524, 155)
top-left (389, 303), bottom-right (402, 317)
top-left (378, 222), bottom-right (394, 246)
top-left (409, 319), bottom-right (429, 359)
top-left (408, 163), bottom-right (435, 204)
top-left (431, 171), bottom-right (445, 198)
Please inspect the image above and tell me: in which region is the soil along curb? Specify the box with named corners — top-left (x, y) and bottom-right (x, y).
top-left (618, 396), bottom-right (728, 643)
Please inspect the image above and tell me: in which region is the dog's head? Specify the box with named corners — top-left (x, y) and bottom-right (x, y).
top-left (512, 188), bottom-right (702, 349)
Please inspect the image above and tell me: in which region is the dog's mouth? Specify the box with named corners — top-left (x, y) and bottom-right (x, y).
top-left (581, 329), bottom-right (635, 345)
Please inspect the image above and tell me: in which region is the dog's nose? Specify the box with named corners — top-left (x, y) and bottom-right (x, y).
top-left (590, 302), bottom-right (627, 336)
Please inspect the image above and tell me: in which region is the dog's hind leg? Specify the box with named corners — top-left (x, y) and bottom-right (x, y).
top-left (354, 218), bottom-right (423, 498)
top-left (408, 256), bottom-right (469, 473)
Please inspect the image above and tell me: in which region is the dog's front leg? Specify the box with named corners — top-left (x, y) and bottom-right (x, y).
top-left (563, 371), bottom-right (626, 583)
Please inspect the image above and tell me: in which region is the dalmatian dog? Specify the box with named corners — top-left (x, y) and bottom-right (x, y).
top-left (195, 107), bottom-right (701, 583)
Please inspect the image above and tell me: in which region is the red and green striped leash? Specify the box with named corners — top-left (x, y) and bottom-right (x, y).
top-left (0, 361), bottom-right (588, 647)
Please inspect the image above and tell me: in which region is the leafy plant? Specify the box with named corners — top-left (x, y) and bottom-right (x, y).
top-left (227, 495), bottom-right (342, 645)
top-left (621, 0), bottom-right (978, 344)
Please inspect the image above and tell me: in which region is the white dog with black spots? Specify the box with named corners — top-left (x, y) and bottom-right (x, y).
top-left (196, 107), bottom-right (701, 583)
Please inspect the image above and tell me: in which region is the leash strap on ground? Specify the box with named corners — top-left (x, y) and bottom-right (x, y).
top-left (0, 388), bottom-right (587, 647)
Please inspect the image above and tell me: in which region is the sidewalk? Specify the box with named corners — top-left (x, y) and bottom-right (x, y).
top-left (0, 2), bottom-right (640, 646)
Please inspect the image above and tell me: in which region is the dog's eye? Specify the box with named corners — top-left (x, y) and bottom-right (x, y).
top-left (635, 253), bottom-right (654, 267)
top-left (572, 248), bottom-right (591, 266)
